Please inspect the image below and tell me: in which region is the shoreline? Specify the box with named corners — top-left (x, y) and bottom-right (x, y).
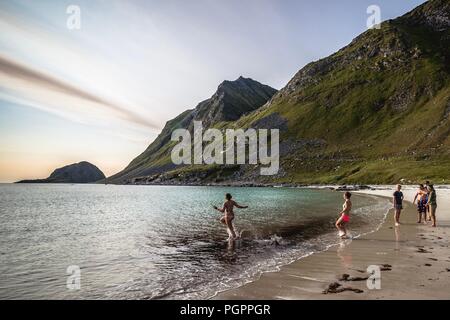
top-left (214, 190), bottom-right (450, 300)
top-left (207, 192), bottom-right (391, 300)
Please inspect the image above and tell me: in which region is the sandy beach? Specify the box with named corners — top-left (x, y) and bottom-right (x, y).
top-left (215, 186), bottom-right (450, 300)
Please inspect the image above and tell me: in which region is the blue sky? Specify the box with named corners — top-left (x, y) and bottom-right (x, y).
top-left (0, 0), bottom-right (426, 182)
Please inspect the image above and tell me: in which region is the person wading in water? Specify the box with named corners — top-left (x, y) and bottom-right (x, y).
top-left (213, 193), bottom-right (248, 240)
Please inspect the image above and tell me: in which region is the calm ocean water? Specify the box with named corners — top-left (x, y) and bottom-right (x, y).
top-left (0, 184), bottom-right (390, 299)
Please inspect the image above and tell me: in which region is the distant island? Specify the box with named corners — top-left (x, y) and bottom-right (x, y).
top-left (16, 161), bottom-right (105, 184)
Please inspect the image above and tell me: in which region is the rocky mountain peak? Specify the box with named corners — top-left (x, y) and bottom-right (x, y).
top-left (217, 76), bottom-right (268, 93)
top-left (194, 76), bottom-right (277, 125)
top-left (402, 0), bottom-right (450, 31)
top-left (280, 0), bottom-right (450, 98)
top-left (106, 77), bottom-right (277, 183)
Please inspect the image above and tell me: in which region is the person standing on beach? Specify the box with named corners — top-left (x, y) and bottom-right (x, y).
top-left (426, 185), bottom-right (437, 227)
top-left (424, 180), bottom-right (431, 221)
top-left (393, 185), bottom-right (404, 227)
top-left (213, 193), bottom-right (248, 240)
top-left (413, 184), bottom-right (427, 223)
top-left (335, 191), bottom-right (352, 239)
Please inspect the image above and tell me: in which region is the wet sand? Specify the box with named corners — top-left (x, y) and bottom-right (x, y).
top-left (214, 191), bottom-right (450, 300)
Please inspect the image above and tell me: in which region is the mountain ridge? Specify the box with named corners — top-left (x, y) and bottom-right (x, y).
top-left (105, 77), bottom-right (277, 183)
top-left (107, 0), bottom-right (450, 185)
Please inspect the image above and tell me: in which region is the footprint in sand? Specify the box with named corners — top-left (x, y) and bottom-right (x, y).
top-left (339, 274), bottom-right (369, 281)
top-left (322, 282), bottom-right (363, 294)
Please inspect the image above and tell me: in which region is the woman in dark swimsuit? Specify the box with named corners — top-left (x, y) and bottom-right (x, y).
top-left (213, 193), bottom-right (248, 239)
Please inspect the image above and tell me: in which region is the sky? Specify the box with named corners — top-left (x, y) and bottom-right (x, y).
top-left (0, 0), bottom-right (426, 182)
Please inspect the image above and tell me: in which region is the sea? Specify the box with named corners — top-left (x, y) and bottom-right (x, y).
top-left (0, 184), bottom-right (390, 299)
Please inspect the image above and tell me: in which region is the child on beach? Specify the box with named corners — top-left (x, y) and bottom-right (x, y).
top-left (213, 193), bottom-right (248, 240)
top-left (335, 191), bottom-right (352, 239)
top-left (393, 184), bottom-right (404, 226)
top-left (413, 184), bottom-right (427, 223)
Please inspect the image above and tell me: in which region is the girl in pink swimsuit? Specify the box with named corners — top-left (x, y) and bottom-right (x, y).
top-left (335, 191), bottom-right (352, 239)
top-left (213, 193), bottom-right (248, 239)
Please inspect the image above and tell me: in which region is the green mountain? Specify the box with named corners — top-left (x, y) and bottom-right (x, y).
top-left (108, 0), bottom-right (450, 185)
top-left (106, 77), bottom-right (277, 183)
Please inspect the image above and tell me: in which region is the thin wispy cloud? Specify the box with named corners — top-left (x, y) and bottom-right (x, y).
top-left (0, 54), bottom-right (159, 130)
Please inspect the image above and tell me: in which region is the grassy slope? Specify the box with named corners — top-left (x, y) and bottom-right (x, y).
top-left (236, 11), bottom-right (450, 184)
top-left (108, 0), bottom-right (450, 185)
